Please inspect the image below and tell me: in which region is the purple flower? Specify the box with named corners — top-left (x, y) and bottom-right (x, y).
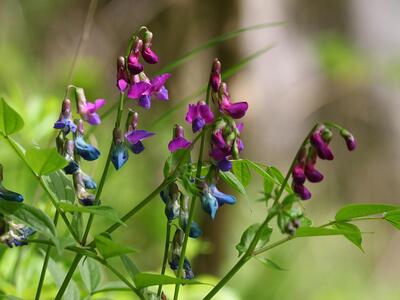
top-left (142, 46), bottom-right (159, 64)
top-left (76, 88), bottom-right (106, 125)
top-left (116, 56), bottom-right (129, 92)
top-left (292, 163), bottom-right (306, 184)
top-left (125, 129), bottom-right (155, 154)
top-left (127, 39), bottom-right (144, 75)
top-left (340, 129), bottom-right (357, 151)
top-left (127, 73), bottom-right (171, 109)
top-left (200, 183), bottom-right (236, 219)
top-left (310, 130), bottom-right (334, 160)
top-left (218, 83), bottom-right (248, 119)
top-left (185, 101), bottom-right (214, 133)
top-left (54, 99), bottom-right (77, 134)
top-left (168, 125), bottom-right (191, 152)
top-left (292, 183), bottom-right (312, 200)
top-left (304, 162), bottom-right (324, 183)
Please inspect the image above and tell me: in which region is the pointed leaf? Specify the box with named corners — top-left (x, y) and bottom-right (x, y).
top-left (295, 227), bottom-right (357, 237)
top-left (236, 223), bottom-right (272, 256)
top-left (0, 97), bottom-right (24, 136)
top-left (335, 203), bottom-right (398, 221)
top-left (255, 257), bottom-right (288, 271)
top-left (384, 210), bottom-right (400, 230)
top-left (95, 235), bottom-right (137, 259)
top-left (120, 254), bottom-right (140, 282)
top-left (43, 171), bottom-right (75, 203)
top-left (334, 222), bottom-right (363, 251)
top-left (219, 171), bottom-right (247, 196)
top-left (80, 257), bottom-right (102, 293)
top-left (232, 160), bottom-right (251, 187)
top-left (92, 281), bottom-right (130, 294)
top-left (26, 148), bottom-right (68, 175)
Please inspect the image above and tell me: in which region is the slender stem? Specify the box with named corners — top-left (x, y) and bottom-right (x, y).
top-left (252, 236), bottom-right (292, 256)
top-left (157, 221), bottom-right (172, 296)
top-left (173, 83), bottom-right (211, 300)
top-left (35, 212), bottom-right (60, 300)
top-left (203, 125), bottom-right (319, 299)
top-left (54, 254), bottom-right (83, 300)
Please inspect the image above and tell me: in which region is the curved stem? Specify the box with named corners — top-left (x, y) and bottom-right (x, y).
top-left (35, 212), bottom-right (59, 300)
top-left (157, 221), bottom-right (172, 296)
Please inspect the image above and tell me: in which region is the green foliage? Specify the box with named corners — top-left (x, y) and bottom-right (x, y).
top-left (94, 235), bottom-right (137, 259)
top-left (383, 210), bottom-right (400, 230)
top-left (294, 227), bottom-right (356, 238)
top-left (59, 202), bottom-right (124, 225)
top-left (0, 97), bottom-right (24, 136)
top-left (43, 171), bottom-right (75, 204)
top-left (219, 171), bottom-right (247, 196)
top-left (163, 149), bottom-right (190, 178)
top-left (48, 257), bottom-right (80, 300)
top-left (334, 222), bottom-right (363, 251)
top-left (120, 254), bottom-right (141, 282)
top-left (25, 148), bottom-right (68, 176)
top-left (231, 160), bottom-right (251, 187)
top-left (335, 203), bottom-right (398, 221)
top-left (79, 258), bottom-right (102, 294)
top-left (236, 223), bottom-right (272, 256)
top-left (133, 273), bottom-right (208, 289)
top-left (255, 257), bottom-right (288, 271)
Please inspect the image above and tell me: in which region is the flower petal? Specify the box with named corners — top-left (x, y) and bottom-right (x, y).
top-left (127, 82), bottom-right (152, 99)
top-left (222, 101), bottom-right (248, 119)
top-left (155, 86), bottom-right (169, 101)
top-left (87, 113), bottom-right (101, 125)
top-left (150, 73), bottom-right (171, 91)
top-left (210, 184), bottom-right (236, 205)
top-left (138, 94), bottom-right (151, 109)
top-left (141, 47), bottom-right (159, 64)
top-left (185, 104), bottom-right (198, 123)
top-left (125, 129), bottom-right (155, 144)
top-left (168, 137), bottom-right (191, 152)
top-left (198, 104), bottom-right (214, 123)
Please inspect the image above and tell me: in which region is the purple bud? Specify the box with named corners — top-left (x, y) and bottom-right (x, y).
top-left (168, 125), bottom-right (191, 152)
top-left (117, 56), bottom-right (128, 92)
top-left (142, 46), bottom-right (159, 64)
top-left (310, 131), bottom-right (334, 160)
top-left (304, 163), bottom-right (324, 183)
top-left (292, 183), bottom-right (312, 200)
top-left (62, 99), bottom-right (72, 116)
top-left (317, 146), bottom-right (334, 160)
top-left (340, 129), bottom-right (357, 151)
top-left (210, 58), bottom-right (222, 93)
top-left (127, 48), bottom-right (143, 75)
top-left (292, 163), bottom-right (306, 184)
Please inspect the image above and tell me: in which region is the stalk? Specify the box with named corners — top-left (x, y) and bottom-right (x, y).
top-left (157, 221), bottom-right (172, 296)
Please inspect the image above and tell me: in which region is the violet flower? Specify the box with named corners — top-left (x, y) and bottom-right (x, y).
top-left (210, 58), bottom-right (222, 93)
top-left (117, 56), bottom-right (129, 92)
top-left (201, 183), bottom-right (236, 219)
top-left (218, 83), bottom-right (248, 119)
top-left (111, 128), bottom-right (128, 170)
top-left (76, 88), bottom-right (106, 126)
top-left (1, 222), bottom-right (35, 248)
top-left (292, 183), bottom-right (312, 200)
top-left (141, 30), bottom-right (159, 64)
top-left (185, 101), bottom-right (214, 133)
top-left (125, 112), bottom-right (154, 154)
top-left (53, 99), bottom-right (77, 134)
top-left (127, 39), bottom-right (144, 75)
top-left (168, 125), bottom-right (191, 152)
top-left (340, 129), bottom-right (357, 151)
top-left (310, 129), bottom-right (334, 161)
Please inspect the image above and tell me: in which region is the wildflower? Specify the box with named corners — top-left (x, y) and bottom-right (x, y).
top-left (0, 165), bottom-right (23, 203)
top-left (141, 30), bottom-right (159, 64)
top-left (53, 99), bottom-right (77, 134)
top-left (74, 121), bottom-right (100, 161)
top-left (74, 171), bottom-right (95, 206)
top-left (169, 229), bottom-right (195, 279)
top-left (124, 111), bottom-right (154, 154)
top-left (127, 73), bottom-right (171, 109)
top-left (76, 88), bottom-right (106, 126)
top-left (81, 171), bottom-right (97, 190)
top-left (1, 221), bottom-right (35, 248)
top-left (63, 140), bottom-right (79, 175)
top-left (185, 101), bottom-right (214, 133)
top-left (200, 183), bottom-right (236, 219)
top-left (117, 56), bottom-right (129, 92)
top-left (218, 83), bottom-right (248, 119)
top-left (160, 183), bottom-right (181, 221)
top-left (310, 127), bottom-right (334, 160)
top-left (127, 39), bottom-right (144, 75)
top-left (340, 129), bottom-right (357, 151)
top-left (111, 128), bottom-right (128, 170)
top-left (168, 125), bottom-right (191, 152)
top-left (210, 58), bottom-right (222, 93)
top-left (179, 195), bottom-right (202, 238)
top-left (292, 182), bottom-right (312, 200)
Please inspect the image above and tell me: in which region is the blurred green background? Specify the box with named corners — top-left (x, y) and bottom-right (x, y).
top-left (0, 0), bottom-right (400, 299)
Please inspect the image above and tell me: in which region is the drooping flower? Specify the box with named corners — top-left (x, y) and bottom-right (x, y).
top-left (185, 101), bottom-right (214, 133)
top-left (168, 125), bottom-right (191, 152)
top-left (74, 121), bottom-right (100, 161)
top-left (200, 183), bottom-right (236, 219)
top-left (127, 73), bottom-right (171, 109)
top-left (117, 56), bottom-right (129, 92)
top-left (127, 39), bottom-right (144, 75)
top-left (76, 88), bottom-right (106, 126)
top-left (0, 220), bottom-right (35, 248)
top-left (340, 129), bottom-right (357, 151)
top-left (53, 99), bottom-right (77, 134)
top-left (111, 128), bottom-right (128, 170)
top-left (210, 58), bottom-right (222, 93)
top-left (124, 111), bottom-right (154, 154)
top-left (168, 229), bottom-right (195, 279)
top-left (160, 183), bottom-right (181, 221)
top-left (141, 30), bottom-right (159, 64)
top-left (0, 165), bottom-right (23, 203)
top-left (292, 182), bottom-right (312, 200)
top-left (179, 195), bottom-right (202, 238)
top-left (310, 127), bottom-right (334, 161)
top-left (73, 171), bottom-right (95, 206)
top-left (81, 171), bottom-right (97, 189)
top-left (62, 139), bottom-right (79, 175)
top-left (218, 83), bottom-right (248, 119)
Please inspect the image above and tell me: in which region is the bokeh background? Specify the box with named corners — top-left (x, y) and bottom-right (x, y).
top-left (0, 0), bottom-right (400, 299)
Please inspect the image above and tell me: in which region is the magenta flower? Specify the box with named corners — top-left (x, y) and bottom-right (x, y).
top-left (210, 59), bottom-right (222, 93)
top-left (142, 46), bottom-right (159, 64)
top-left (125, 130), bottom-right (155, 154)
top-left (76, 88), bottom-right (106, 126)
top-left (218, 83), bottom-right (248, 119)
top-left (117, 56), bottom-right (129, 92)
top-left (310, 130), bottom-right (334, 160)
top-left (292, 183), bottom-right (312, 200)
top-left (168, 125), bottom-right (191, 152)
top-left (304, 161), bottom-right (324, 183)
top-left (127, 39), bottom-right (144, 75)
top-left (185, 101), bottom-right (214, 133)
top-left (127, 73), bottom-right (171, 109)
top-left (340, 129), bottom-right (357, 151)
top-left (54, 99), bottom-right (77, 134)
top-left (292, 163), bottom-right (306, 184)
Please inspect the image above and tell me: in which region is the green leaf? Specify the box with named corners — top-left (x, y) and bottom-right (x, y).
top-left (236, 223), bottom-right (272, 256)
top-left (219, 171), bottom-right (247, 196)
top-left (95, 235), bottom-right (137, 259)
top-left (79, 258), bottom-right (101, 293)
top-left (266, 166), bottom-right (293, 194)
top-left (71, 211), bottom-right (84, 241)
top-left (134, 273), bottom-right (209, 289)
top-left (335, 203), bottom-right (398, 221)
top-left (120, 254), bottom-right (141, 282)
top-left (232, 160), bottom-right (251, 187)
top-left (255, 257), bottom-right (288, 271)
top-left (163, 149), bottom-right (190, 178)
top-left (43, 171), bottom-right (75, 203)
top-left (58, 202), bottom-right (125, 225)
top-left (92, 281), bottom-right (130, 294)
top-left (384, 210), bottom-right (400, 230)
top-left (0, 97), bottom-right (24, 136)
top-left (295, 227), bottom-right (356, 237)
top-left (334, 222), bottom-right (363, 251)
top-left (48, 257), bottom-right (80, 300)
top-left (0, 201), bottom-right (56, 239)
top-left (25, 148), bottom-right (68, 175)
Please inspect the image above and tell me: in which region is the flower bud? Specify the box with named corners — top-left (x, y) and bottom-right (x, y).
top-left (304, 162), bottom-right (324, 183)
top-left (210, 58), bottom-right (222, 93)
top-left (292, 163), bottom-right (306, 184)
top-left (168, 125), bottom-right (191, 152)
top-left (117, 56), bottom-right (128, 92)
top-left (111, 128), bottom-right (128, 170)
top-left (142, 46), bottom-right (159, 64)
top-left (292, 183), bottom-right (311, 200)
top-left (340, 129), bottom-right (357, 151)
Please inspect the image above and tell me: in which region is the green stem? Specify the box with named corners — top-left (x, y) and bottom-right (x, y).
top-left (173, 83), bottom-right (211, 300)
top-left (54, 254), bottom-right (83, 300)
top-left (3, 135), bottom-right (79, 241)
top-left (35, 212), bottom-right (60, 300)
top-left (203, 125), bottom-right (319, 299)
top-left (157, 221), bottom-right (172, 297)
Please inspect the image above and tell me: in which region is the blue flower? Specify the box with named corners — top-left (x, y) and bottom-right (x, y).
top-left (0, 185), bottom-right (24, 202)
top-left (82, 172), bottom-right (97, 190)
top-left (2, 223), bottom-right (35, 248)
top-left (181, 219), bottom-right (202, 238)
top-left (111, 143), bottom-right (128, 170)
top-left (63, 160), bottom-right (79, 175)
top-left (201, 184), bottom-right (236, 219)
top-left (75, 136), bottom-right (100, 161)
top-left (160, 184), bottom-right (181, 221)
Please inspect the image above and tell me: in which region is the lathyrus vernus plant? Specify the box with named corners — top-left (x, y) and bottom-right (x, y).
top-left (0, 25), bottom-right (399, 300)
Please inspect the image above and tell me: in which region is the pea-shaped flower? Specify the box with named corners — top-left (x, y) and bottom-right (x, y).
top-left (0, 165), bottom-right (23, 203)
top-left (168, 125), bottom-right (191, 152)
top-left (111, 128), bottom-right (129, 170)
top-left (185, 101), bottom-right (214, 133)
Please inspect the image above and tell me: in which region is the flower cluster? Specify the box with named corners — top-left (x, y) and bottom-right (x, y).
top-left (110, 110), bottom-right (154, 170)
top-left (291, 125), bottom-right (357, 200)
top-left (168, 228), bottom-right (194, 279)
top-left (54, 91), bottom-right (105, 206)
top-left (116, 28), bottom-right (171, 109)
top-left (0, 165), bottom-right (35, 247)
